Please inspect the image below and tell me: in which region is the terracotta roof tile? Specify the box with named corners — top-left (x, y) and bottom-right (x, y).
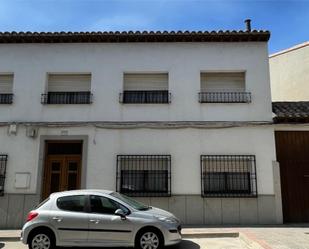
top-left (272, 102), bottom-right (309, 123)
top-left (0, 30), bottom-right (270, 43)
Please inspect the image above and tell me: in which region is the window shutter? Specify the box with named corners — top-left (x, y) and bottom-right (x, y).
top-left (0, 75), bottom-right (13, 93)
top-left (48, 74), bottom-right (91, 92)
top-left (201, 72), bottom-right (245, 92)
top-left (124, 73), bottom-right (168, 91)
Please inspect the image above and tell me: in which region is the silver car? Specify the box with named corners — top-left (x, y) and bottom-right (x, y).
top-left (21, 189), bottom-right (182, 249)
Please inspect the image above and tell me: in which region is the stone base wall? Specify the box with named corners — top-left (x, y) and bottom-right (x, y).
top-left (0, 194), bottom-right (40, 229)
top-left (0, 194), bottom-right (281, 228)
top-left (135, 195), bottom-right (281, 225)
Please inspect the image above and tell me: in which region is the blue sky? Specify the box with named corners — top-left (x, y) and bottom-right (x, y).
top-left (0, 0), bottom-right (308, 54)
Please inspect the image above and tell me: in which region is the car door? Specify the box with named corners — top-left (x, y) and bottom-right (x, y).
top-left (87, 195), bottom-right (134, 246)
top-left (49, 195), bottom-right (89, 244)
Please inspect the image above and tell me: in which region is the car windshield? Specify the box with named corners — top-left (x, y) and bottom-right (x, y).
top-left (110, 192), bottom-right (150, 211)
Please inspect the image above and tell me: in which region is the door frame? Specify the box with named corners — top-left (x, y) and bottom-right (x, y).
top-left (37, 135), bottom-right (88, 201)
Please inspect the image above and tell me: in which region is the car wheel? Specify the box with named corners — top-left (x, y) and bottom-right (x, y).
top-left (28, 231), bottom-right (55, 249)
top-left (136, 229), bottom-right (163, 249)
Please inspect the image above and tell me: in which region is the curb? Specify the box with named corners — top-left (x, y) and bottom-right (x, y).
top-left (0, 237), bottom-right (20, 242)
top-left (182, 232), bottom-right (239, 239)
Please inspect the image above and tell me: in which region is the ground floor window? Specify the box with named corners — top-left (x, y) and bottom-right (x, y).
top-left (0, 155), bottom-right (8, 196)
top-left (116, 155), bottom-right (171, 197)
top-left (201, 155), bottom-right (257, 197)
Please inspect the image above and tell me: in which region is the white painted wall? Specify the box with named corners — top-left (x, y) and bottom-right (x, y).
top-left (0, 125), bottom-right (276, 195)
top-left (0, 42), bottom-right (272, 122)
top-left (270, 44), bottom-right (309, 101)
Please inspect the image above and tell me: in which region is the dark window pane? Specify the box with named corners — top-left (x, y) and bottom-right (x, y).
top-left (50, 173), bottom-right (60, 193)
top-left (206, 173), bottom-right (225, 192)
top-left (51, 162), bottom-right (60, 171)
top-left (47, 142), bottom-right (82, 155)
top-left (227, 172), bottom-right (250, 193)
top-left (57, 195), bottom-right (86, 212)
top-left (69, 162), bottom-right (78, 171)
top-left (67, 173), bottom-right (77, 190)
top-left (90, 195), bottom-right (129, 215)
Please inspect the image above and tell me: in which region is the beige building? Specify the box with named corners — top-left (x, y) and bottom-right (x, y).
top-left (270, 41), bottom-right (309, 101)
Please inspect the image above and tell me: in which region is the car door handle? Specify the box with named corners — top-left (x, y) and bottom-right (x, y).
top-left (304, 175), bottom-right (309, 178)
top-left (89, 219), bottom-right (100, 224)
top-left (52, 217), bottom-right (62, 222)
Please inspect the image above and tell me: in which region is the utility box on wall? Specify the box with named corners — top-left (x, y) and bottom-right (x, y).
top-left (15, 172), bottom-right (30, 189)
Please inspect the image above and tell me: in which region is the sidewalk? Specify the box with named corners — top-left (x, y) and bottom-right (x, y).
top-left (1, 226), bottom-right (309, 249)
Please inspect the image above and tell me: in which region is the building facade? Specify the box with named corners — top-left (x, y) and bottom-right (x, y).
top-left (270, 41), bottom-right (309, 101)
top-left (0, 27), bottom-right (282, 228)
top-left (270, 42), bottom-right (309, 222)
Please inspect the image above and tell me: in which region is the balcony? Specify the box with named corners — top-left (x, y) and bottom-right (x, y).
top-left (0, 94), bottom-right (13, 104)
top-left (41, 92), bottom-right (93, 104)
top-left (199, 92), bottom-right (251, 103)
top-left (120, 90), bottom-right (171, 104)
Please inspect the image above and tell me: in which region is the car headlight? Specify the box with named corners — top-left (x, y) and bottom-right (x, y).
top-left (156, 216), bottom-right (178, 224)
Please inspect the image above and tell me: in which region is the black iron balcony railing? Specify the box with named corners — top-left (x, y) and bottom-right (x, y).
top-left (0, 94), bottom-right (13, 104)
top-left (120, 90), bottom-right (171, 104)
top-left (41, 92), bottom-right (93, 104)
top-left (199, 92), bottom-right (251, 103)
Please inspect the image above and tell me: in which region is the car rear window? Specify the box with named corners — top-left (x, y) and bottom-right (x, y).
top-left (57, 195), bottom-right (86, 212)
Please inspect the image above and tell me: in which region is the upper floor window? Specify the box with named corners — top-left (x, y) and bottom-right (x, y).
top-left (116, 155), bottom-right (171, 197)
top-left (0, 155), bottom-right (8, 196)
top-left (201, 155), bottom-right (257, 197)
top-left (199, 72), bottom-right (251, 103)
top-left (41, 74), bottom-right (92, 104)
top-left (120, 73), bottom-right (170, 104)
top-left (0, 74), bottom-right (13, 104)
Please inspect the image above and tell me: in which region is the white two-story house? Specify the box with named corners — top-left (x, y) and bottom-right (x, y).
top-left (0, 21), bottom-right (282, 228)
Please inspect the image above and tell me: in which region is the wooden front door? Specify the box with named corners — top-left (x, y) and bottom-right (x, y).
top-left (275, 131), bottom-right (309, 222)
top-left (42, 155), bottom-right (82, 200)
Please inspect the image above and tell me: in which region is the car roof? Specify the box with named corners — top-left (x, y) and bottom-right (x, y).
top-left (50, 189), bottom-right (114, 198)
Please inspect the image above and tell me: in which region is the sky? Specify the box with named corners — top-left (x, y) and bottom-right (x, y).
top-left (0, 0), bottom-right (308, 54)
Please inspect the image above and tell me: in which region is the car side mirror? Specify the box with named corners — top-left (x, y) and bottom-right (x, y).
top-left (115, 209), bottom-right (126, 220)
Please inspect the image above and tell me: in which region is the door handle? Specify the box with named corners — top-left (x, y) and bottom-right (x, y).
top-left (52, 217), bottom-right (62, 222)
top-left (89, 219), bottom-right (99, 224)
top-left (304, 175), bottom-right (309, 178)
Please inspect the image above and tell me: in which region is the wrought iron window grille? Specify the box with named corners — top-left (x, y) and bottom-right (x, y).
top-left (119, 91), bottom-right (171, 104)
top-left (0, 155), bottom-right (8, 196)
top-left (0, 94), bottom-right (13, 104)
top-left (199, 92), bottom-right (251, 103)
top-left (41, 92), bottom-right (93, 104)
top-left (201, 155), bottom-right (257, 197)
top-left (116, 155), bottom-right (171, 197)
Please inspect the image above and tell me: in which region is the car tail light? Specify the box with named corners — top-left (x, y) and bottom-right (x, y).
top-left (26, 211), bottom-right (38, 222)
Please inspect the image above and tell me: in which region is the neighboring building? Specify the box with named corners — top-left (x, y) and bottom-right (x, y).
top-left (270, 42), bottom-right (309, 223)
top-left (270, 41), bottom-right (309, 101)
top-left (0, 22), bottom-right (282, 228)
top-left (272, 102), bottom-right (309, 223)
